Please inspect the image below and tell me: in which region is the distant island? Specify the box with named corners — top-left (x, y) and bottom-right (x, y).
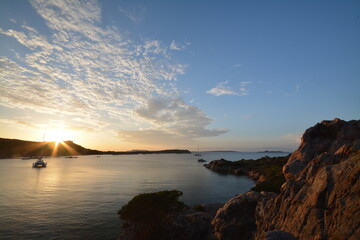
top-left (0, 138), bottom-right (191, 159)
top-left (256, 150), bottom-right (288, 153)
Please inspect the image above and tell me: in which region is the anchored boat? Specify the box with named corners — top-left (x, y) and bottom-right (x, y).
top-left (32, 134), bottom-right (47, 168)
top-left (32, 156), bottom-right (47, 168)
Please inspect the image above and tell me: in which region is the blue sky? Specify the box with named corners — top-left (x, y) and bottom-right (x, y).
top-left (0, 0), bottom-right (359, 151)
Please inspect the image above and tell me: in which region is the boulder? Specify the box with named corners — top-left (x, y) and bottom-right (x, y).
top-left (212, 191), bottom-right (277, 240)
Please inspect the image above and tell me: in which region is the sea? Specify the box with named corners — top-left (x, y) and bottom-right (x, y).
top-left (0, 151), bottom-right (289, 240)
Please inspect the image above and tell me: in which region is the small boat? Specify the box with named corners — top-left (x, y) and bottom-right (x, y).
top-left (32, 134), bottom-right (47, 168)
top-left (32, 157), bottom-right (47, 168)
top-left (22, 156), bottom-right (34, 160)
top-left (194, 145), bottom-right (202, 156)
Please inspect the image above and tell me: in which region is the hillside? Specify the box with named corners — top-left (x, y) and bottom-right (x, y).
top-left (0, 138), bottom-right (191, 159)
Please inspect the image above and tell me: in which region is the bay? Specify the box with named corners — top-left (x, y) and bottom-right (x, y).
top-left (0, 152), bottom-right (289, 240)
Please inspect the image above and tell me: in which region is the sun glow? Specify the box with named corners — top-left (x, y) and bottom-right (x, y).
top-left (46, 129), bottom-right (72, 143)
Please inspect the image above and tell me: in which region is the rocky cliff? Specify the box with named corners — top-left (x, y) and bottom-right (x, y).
top-left (254, 118), bottom-right (360, 239)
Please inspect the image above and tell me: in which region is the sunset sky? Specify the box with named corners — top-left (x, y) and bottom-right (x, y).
top-left (0, 0), bottom-right (359, 151)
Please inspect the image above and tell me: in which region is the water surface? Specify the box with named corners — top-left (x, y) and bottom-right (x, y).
top-left (0, 152), bottom-right (288, 239)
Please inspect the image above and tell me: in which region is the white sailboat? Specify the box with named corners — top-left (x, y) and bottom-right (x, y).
top-left (194, 145), bottom-right (202, 156)
top-left (33, 134), bottom-right (47, 168)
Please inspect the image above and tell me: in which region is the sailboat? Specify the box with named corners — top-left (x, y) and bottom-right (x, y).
top-left (32, 134), bottom-right (47, 168)
top-left (194, 145), bottom-right (202, 156)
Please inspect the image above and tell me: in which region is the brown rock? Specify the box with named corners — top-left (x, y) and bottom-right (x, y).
top-left (212, 191), bottom-right (277, 240)
top-left (256, 119), bottom-right (360, 240)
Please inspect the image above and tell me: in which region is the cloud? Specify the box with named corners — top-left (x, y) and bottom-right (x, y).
top-left (232, 63), bottom-right (242, 68)
top-left (9, 18), bottom-right (17, 24)
top-left (135, 97), bottom-right (228, 138)
top-left (119, 5), bottom-right (146, 23)
top-left (238, 81), bottom-right (251, 96)
top-left (169, 40), bottom-right (189, 51)
top-left (280, 132), bottom-right (302, 144)
top-left (117, 129), bottom-right (193, 148)
top-left (207, 81), bottom-right (251, 96)
top-left (0, 0), bottom-right (226, 143)
top-left (206, 81), bottom-right (237, 96)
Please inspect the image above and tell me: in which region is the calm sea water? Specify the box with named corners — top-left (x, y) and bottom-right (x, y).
top-left (0, 152), bottom-right (288, 240)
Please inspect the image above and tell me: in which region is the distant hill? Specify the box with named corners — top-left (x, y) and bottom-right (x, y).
top-left (0, 138), bottom-right (191, 159)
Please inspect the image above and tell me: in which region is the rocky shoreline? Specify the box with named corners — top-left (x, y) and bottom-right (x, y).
top-left (204, 155), bottom-right (290, 193)
top-left (118, 119), bottom-right (360, 240)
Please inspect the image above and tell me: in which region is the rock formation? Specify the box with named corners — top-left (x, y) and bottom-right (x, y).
top-left (255, 119), bottom-right (360, 239)
top-left (212, 191), bottom-right (276, 240)
top-left (118, 190), bottom-right (222, 240)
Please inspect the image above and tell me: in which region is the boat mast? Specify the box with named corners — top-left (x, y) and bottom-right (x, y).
top-left (40, 133), bottom-right (45, 158)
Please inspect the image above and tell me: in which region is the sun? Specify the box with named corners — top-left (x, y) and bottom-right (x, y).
top-left (46, 129), bottom-right (71, 143)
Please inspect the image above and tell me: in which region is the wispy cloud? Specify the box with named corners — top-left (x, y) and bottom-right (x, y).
top-left (238, 81), bottom-right (251, 96)
top-left (206, 81), bottom-right (237, 96)
top-left (169, 40), bottom-right (190, 51)
top-left (232, 63), bottom-right (242, 68)
top-left (285, 84), bottom-right (301, 96)
top-left (0, 0), bottom-right (226, 143)
top-left (9, 18), bottom-right (17, 24)
top-left (280, 132), bottom-right (302, 144)
top-left (206, 81), bottom-right (251, 96)
top-left (119, 5), bottom-right (146, 23)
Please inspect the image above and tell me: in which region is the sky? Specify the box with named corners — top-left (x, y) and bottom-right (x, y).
top-left (0, 0), bottom-right (359, 152)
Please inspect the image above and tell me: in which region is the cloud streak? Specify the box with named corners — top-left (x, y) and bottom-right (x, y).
top-left (206, 81), bottom-right (251, 96)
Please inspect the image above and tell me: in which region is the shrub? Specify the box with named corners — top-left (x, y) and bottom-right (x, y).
top-left (192, 204), bottom-right (205, 212)
top-left (118, 190), bottom-right (186, 223)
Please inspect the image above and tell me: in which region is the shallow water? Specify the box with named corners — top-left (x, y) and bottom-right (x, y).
top-left (0, 152), bottom-right (288, 240)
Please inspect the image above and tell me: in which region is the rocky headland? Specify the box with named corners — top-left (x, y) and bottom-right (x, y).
top-left (204, 155), bottom-right (290, 193)
top-left (118, 119), bottom-right (360, 240)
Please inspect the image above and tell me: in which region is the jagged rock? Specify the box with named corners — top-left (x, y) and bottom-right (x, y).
top-left (212, 191), bottom-right (277, 240)
top-left (255, 119), bottom-right (360, 240)
top-left (283, 118), bottom-right (360, 180)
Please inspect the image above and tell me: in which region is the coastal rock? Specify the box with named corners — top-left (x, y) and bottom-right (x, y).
top-left (212, 191), bottom-right (277, 240)
top-left (118, 195), bottom-right (222, 240)
top-left (204, 159), bottom-right (240, 174)
top-left (255, 119), bottom-right (360, 240)
top-left (283, 118), bottom-right (360, 180)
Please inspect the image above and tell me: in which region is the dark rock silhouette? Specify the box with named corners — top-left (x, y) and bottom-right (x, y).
top-left (118, 190), bottom-right (221, 240)
top-left (0, 138), bottom-right (190, 158)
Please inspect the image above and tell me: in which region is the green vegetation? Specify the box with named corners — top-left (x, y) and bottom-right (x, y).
top-left (118, 190), bottom-right (186, 224)
top-left (206, 155), bottom-right (290, 193)
top-left (239, 155), bottom-right (289, 193)
top-left (192, 204), bottom-right (205, 212)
